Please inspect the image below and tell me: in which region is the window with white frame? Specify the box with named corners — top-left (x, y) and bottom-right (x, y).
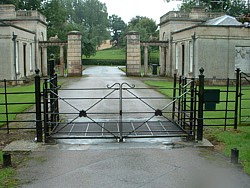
top-left (175, 44), bottom-right (179, 70)
top-left (29, 43), bottom-right (32, 71)
top-left (189, 41), bottom-right (193, 72)
top-left (16, 41), bottom-right (19, 73)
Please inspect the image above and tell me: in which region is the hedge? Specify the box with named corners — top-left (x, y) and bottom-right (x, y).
top-left (82, 59), bottom-right (159, 66)
top-left (82, 59), bottom-right (126, 66)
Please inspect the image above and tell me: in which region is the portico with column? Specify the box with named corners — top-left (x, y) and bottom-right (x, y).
top-left (141, 41), bottom-right (169, 76)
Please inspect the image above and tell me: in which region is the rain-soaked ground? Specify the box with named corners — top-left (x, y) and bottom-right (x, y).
top-left (13, 66), bottom-right (250, 188)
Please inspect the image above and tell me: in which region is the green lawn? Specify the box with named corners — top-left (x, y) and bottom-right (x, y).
top-left (144, 80), bottom-right (250, 175)
top-left (83, 48), bottom-right (160, 61)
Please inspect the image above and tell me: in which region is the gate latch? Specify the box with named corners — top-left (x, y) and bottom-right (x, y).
top-left (79, 110), bottom-right (87, 117)
top-left (155, 109), bottom-right (163, 116)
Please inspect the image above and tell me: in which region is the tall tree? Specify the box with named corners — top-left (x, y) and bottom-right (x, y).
top-left (0, 0), bottom-right (44, 10)
top-left (127, 16), bottom-right (158, 41)
top-left (65, 0), bottom-right (110, 55)
top-left (174, 0), bottom-right (249, 17)
top-left (109, 14), bottom-right (126, 46)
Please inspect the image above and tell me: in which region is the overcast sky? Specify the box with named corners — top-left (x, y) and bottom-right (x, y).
top-left (99, 0), bottom-right (182, 24)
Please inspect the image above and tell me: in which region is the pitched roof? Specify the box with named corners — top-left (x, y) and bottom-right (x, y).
top-left (204, 15), bottom-right (241, 26)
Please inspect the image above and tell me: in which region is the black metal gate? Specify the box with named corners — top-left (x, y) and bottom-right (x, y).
top-left (42, 75), bottom-right (196, 142)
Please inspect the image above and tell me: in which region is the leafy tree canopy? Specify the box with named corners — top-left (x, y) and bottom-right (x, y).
top-left (1, 0), bottom-right (110, 58)
top-left (0, 0), bottom-right (44, 11)
top-left (127, 16), bottom-right (158, 41)
top-left (109, 14), bottom-right (127, 46)
top-left (172, 0), bottom-right (249, 17)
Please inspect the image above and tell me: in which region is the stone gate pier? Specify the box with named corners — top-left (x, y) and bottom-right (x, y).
top-left (67, 31), bottom-right (82, 76)
top-left (126, 31), bottom-right (141, 76)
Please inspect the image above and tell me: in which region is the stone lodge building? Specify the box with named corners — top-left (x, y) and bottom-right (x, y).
top-left (0, 4), bottom-right (47, 80)
top-left (159, 7), bottom-right (250, 79)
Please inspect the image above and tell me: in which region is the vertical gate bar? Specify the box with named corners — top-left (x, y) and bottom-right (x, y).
top-left (50, 76), bottom-right (55, 131)
top-left (4, 79), bottom-right (9, 134)
top-left (172, 73), bottom-right (177, 120)
top-left (224, 78), bottom-right (229, 131)
top-left (193, 86), bottom-right (197, 139)
top-left (119, 85), bottom-right (123, 142)
top-left (43, 79), bottom-right (49, 142)
top-left (189, 78), bottom-right (195, 138)
top-left (234, 68), bottom-right (240, 130)
top-left (54, 74), bottom-right (59, 122)
top-left (180, 77), bottom-right (184, 127)
top-left (197, 68), bottom-right (204, 141)
top-left (177, 76), bottom-right (182, 124)
top-left (49, 79), bottom-right (54, 131)
top-left (35, 69), bottom-right (43, 142)
top-left (239, 71), bottom-right (242, 124)
top-left (183, 77), bottom-right (187, 129)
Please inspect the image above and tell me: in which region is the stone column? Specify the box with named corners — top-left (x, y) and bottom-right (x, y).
top-left (160, 46), bottom-right (166, 76)
top-left (67, 31), bottom-right (82, 77)
top-left (126, 31), bottom-right (141, 76)
top-left (144, 46), bottom-right (148, 76)
top-left (59, 45), bottom-right (64, 76)
top-left (42, 46), bottom-right (47, 76)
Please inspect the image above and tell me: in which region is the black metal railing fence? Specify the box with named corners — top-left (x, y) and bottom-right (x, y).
top-left (0, 79), bottom-right (37, 133)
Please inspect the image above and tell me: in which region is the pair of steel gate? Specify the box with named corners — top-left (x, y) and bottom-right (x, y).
top-left (41, 75), bottom-right (196, 142)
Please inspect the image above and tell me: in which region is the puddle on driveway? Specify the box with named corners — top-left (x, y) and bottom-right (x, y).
top-left (53, 137), bottom-right (186, 151)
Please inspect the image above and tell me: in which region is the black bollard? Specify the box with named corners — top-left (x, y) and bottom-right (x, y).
top-left (3, 153), bottom-right (11, 167)
top-left (231, 148), bottom-right (239, 164)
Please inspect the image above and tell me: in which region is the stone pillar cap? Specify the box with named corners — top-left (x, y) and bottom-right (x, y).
top-left (68, 31), bottom-right (82, 35)
top-left (127, 31), bottom-right (139, 35)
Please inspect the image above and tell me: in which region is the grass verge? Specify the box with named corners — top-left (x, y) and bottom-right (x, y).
top-left (0, 151), bottom-right (18, 188)
top-left (206, 127), bottom-right (250, 174)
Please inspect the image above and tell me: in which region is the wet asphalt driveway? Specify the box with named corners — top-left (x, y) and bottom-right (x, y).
top-left (16, 66), bottom-right (250, 188)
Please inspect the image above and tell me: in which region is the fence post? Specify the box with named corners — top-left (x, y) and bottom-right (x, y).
top-left (48, 54), bottom-right (55, 78)
top-left (197, 67), bottom-right (204, 141)
top-left (234, 68), bottom-right (240, 129)
top-left (3, 79), bottom-right (9, 134)
top-left (35, 69), bottom-right (43, 142)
